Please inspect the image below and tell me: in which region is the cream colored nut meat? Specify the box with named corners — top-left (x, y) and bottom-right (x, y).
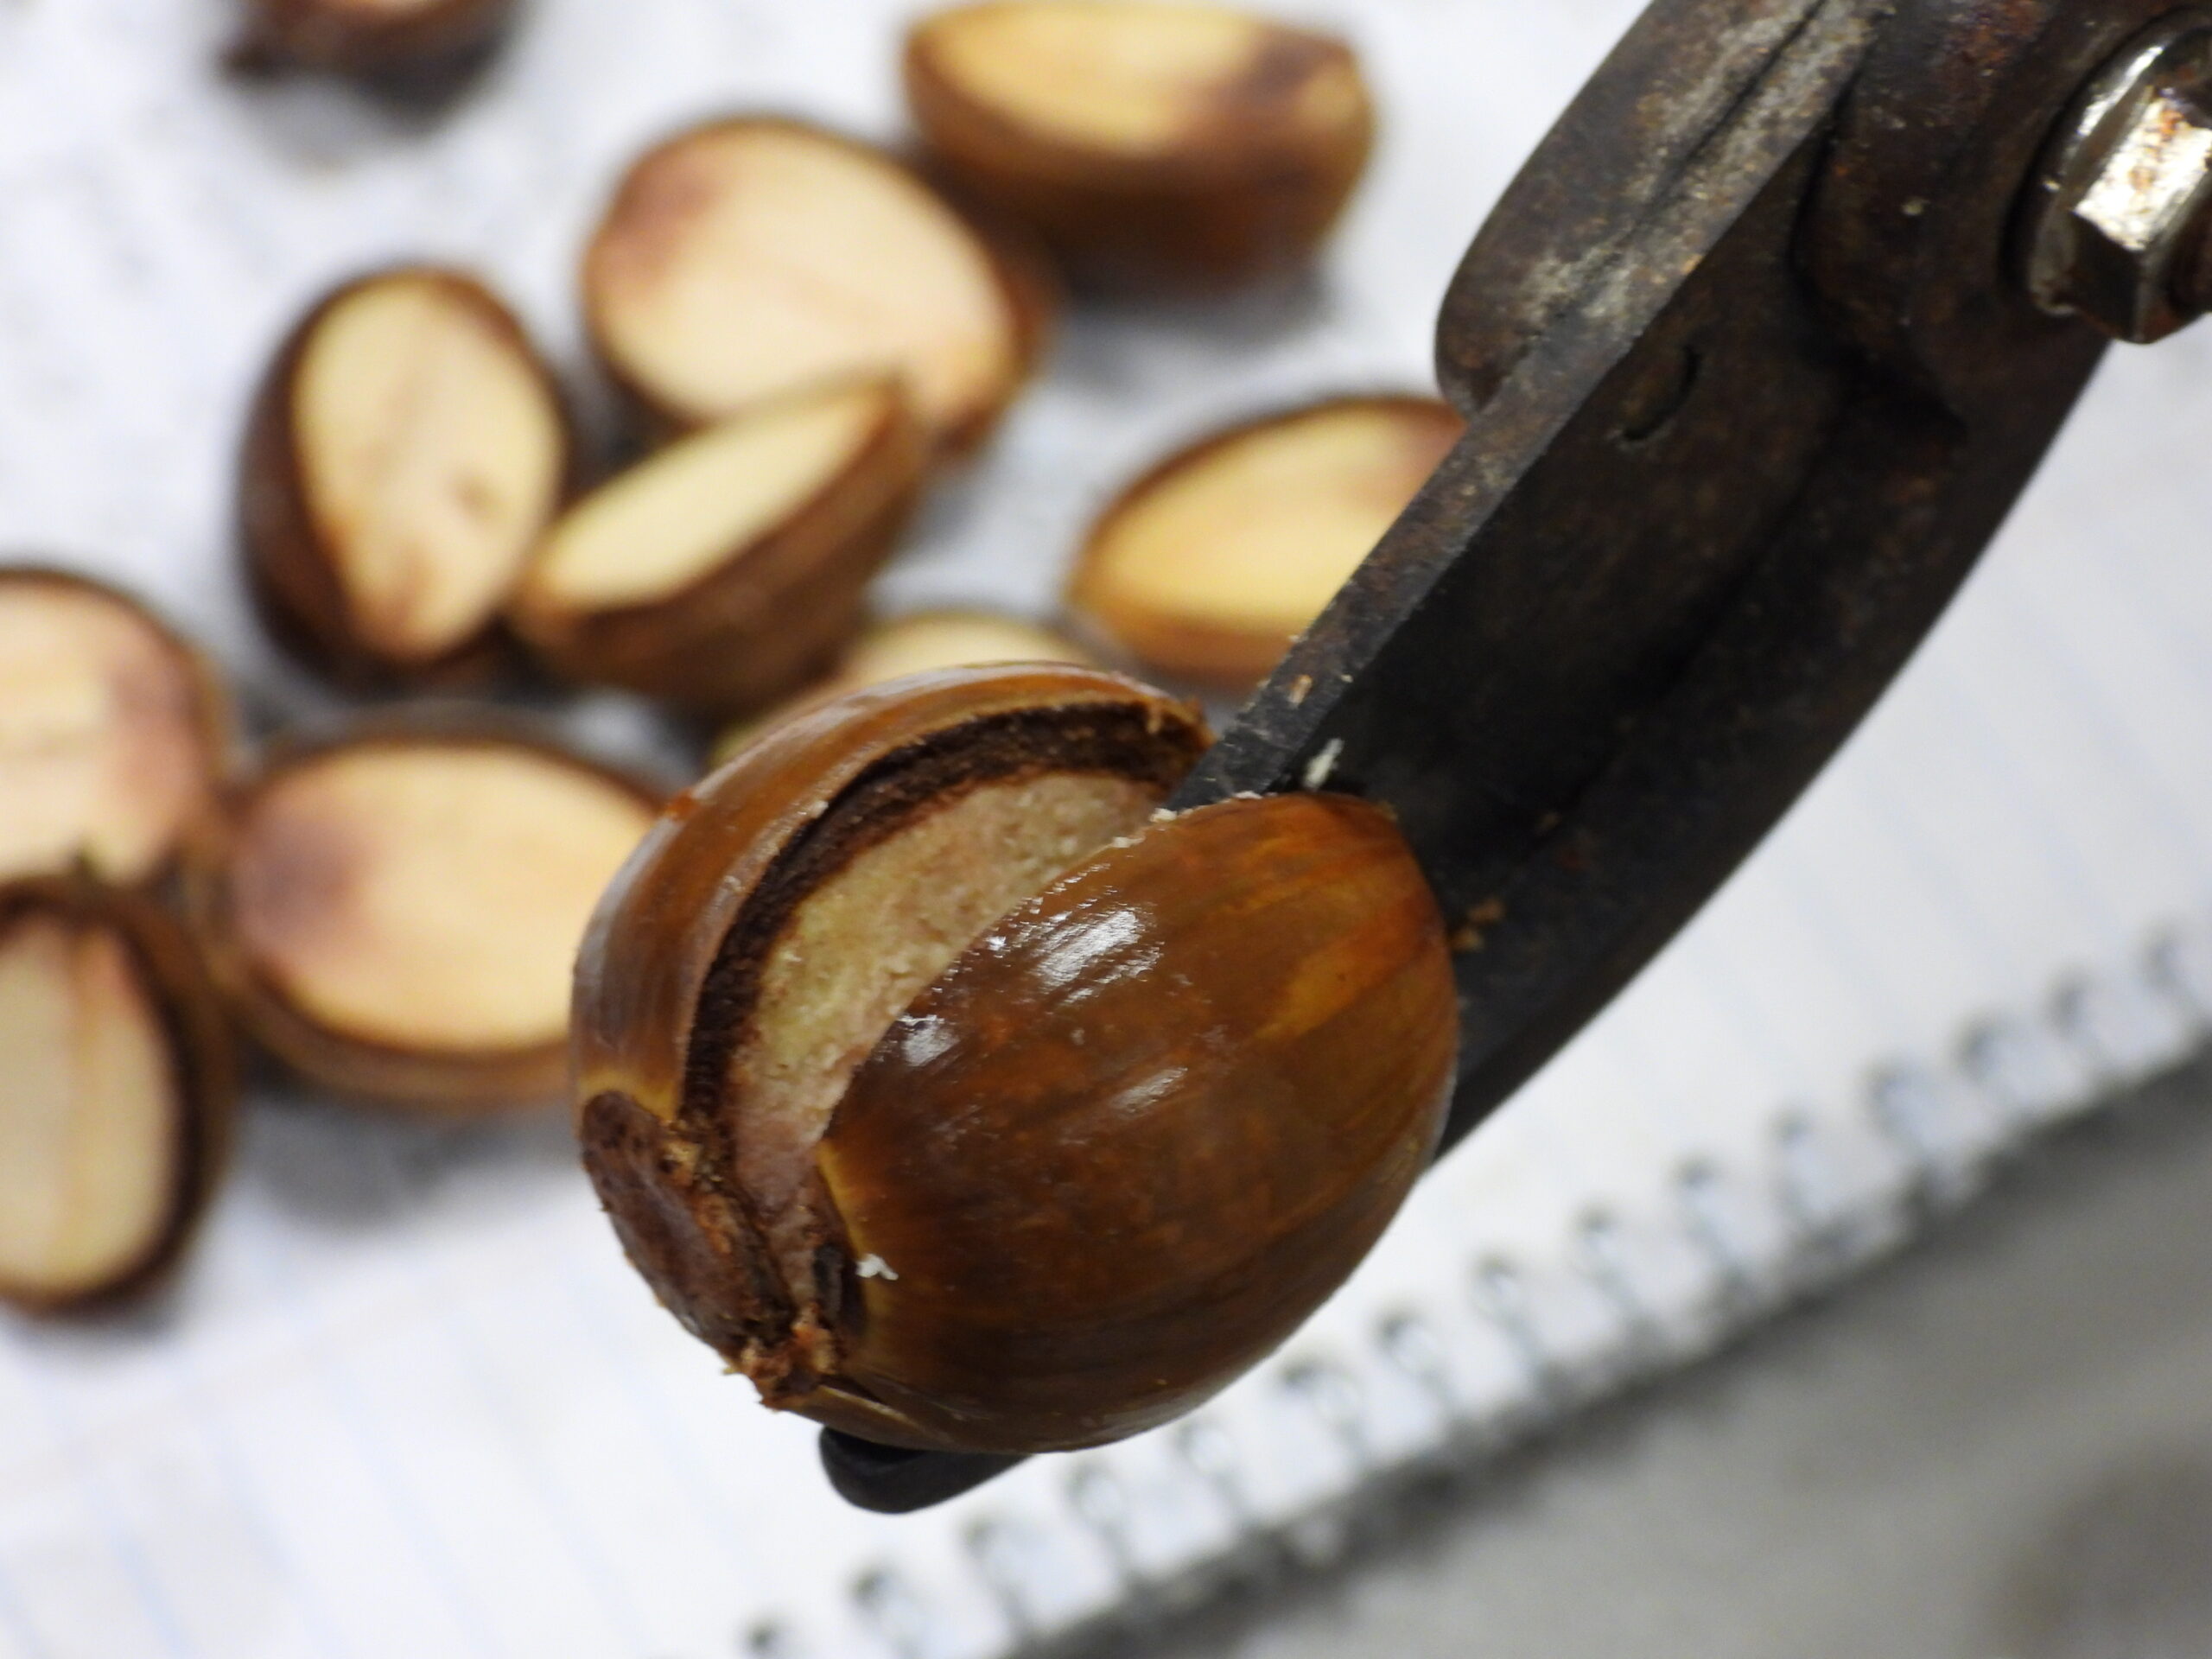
top-left (711, 608), bottom-right (1096, 765)
top-left (511, 380), bottom-right (925, 715)
top-left (582, 118), bottom-right (1048, 453)
top-left (240, 268), bottom-right (569, 685)
top-left (237, 0), bottom-right (518, 78)
top-left (906, 1), bottom-right (1374, 293)
top-left (0, 880), bottom-right (234, 1312)
top-left (1070, 395), bottom-right (1463, 688)
top-left (0, 569), bottom-right (229, 887)
top-left (190, 724), bottom-right (659, 1111)
top-left (834, 610), bottom-right (1095, 686)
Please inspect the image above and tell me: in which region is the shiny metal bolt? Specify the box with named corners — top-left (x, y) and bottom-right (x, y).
top-left (2023, 10), bottom-right (2212, 344)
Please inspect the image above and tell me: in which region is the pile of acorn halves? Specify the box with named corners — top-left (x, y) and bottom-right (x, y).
top-left (0, 0), bottom-right (1465, 1317)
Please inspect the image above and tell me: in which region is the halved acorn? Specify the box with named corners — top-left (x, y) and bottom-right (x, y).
top-left (906, 0), bottom-right (1376, 293)
top-left (1070, 395), bottom-right (1462, 687)
top-left (509, 379), bottom-right (926, 715)
top-left (709, 607), bottom-right (1096, 765)
top-left (239, 267), bottom-right (570, 686)
top-left (581, 117), bottom-right (1052, 454)
top-left (0, 568), bottom-right (231, 888)
top-left (0, 877), bottom-right (235, 1313)
top-left (233, 0), bottom-right (518, 79)
top-left (189, 715), bottom-right (661, 1112)
top-left (575, 664), bottom-right (1456, 1453)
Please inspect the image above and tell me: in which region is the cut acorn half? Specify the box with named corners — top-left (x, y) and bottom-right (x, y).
top-left (0, 568), bottom-right (231, 888)
top-left (0, 877), bottom-right (235, 1313)
top-left (189, 715), bottom-right (662, 1113)
top-left (510, 379), bottom-right (926, 715)
top-left (1070, 394), bottom-right (1463, 688)
top-left (906, 0), bottom-right (1376, 293)
top-left (239, 267), bottom-right (570, 686)
top-left (582, 117), bottom-right (1052, 454)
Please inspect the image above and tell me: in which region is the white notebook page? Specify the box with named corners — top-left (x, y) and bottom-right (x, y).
top-left (3, 2), bottom-right (2211, 1656)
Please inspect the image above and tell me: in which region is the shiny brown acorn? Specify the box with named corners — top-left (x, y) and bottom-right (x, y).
top-left (0, 877), bottom-right (235, 1313)
top-left (574, 664), bottom-right (1457, 1454)
top-left (905, 0), bottom-right (1376, 294)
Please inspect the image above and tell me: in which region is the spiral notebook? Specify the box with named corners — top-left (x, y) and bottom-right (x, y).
top-left (5, 2), bottom-right (2212, 1656)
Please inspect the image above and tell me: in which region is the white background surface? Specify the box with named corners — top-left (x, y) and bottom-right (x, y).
top-left (3, 1), bottom-right (2212, 1656)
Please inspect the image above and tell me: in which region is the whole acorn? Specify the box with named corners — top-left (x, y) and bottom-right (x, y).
top-left (573, 664), bottom-right (1456, 1454)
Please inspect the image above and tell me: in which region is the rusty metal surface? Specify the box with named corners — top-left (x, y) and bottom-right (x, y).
top-left (825, 0), bottom-right (2175, 1512)
top-left (1188, 0), bottom-right (2157, 1161)
top-left (2019, 10), bottom-right (2212, 343)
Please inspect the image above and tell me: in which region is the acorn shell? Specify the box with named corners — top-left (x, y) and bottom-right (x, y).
top-left (575, 667), bottom-right (1211, 1430)
top-left (823, 790), bottom-right (1457, 1451)
top-left (508, 380), bottom-right (928, 716)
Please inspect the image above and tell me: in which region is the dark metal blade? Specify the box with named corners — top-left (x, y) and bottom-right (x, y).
top-left (823, 0), bottom-right (2157, 1511)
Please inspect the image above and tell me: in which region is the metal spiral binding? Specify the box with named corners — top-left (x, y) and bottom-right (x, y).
top-left (1283, 1360), bottom-right (1374, 1474)
top-left (1772, 1107), bottom-right (1858, 1273)
top-left (1065, 1462), bottom-right (1144, 1593)
top-left (1376, 1311), bottom-right (1464, 1432)
top-left (965, 1517), bottom-right (1045, 1646)
top-left (742, 1619), bottom-right (807, 1659)
top-left (852, 1565), bottom-right (937, 1659)
top-left (794, 921), bottom-right (2212, 1659)
top-left (1870, 1064), bottom-right (1982, 1213)
top-left (1469, 1255), bottom-right (1570, 1415)
top-left (1677, 1157), bottom-right (1768, 1313)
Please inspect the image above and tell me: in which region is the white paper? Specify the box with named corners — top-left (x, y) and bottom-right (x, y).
top-left (3, 2), bottom-right (2211, 1656)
